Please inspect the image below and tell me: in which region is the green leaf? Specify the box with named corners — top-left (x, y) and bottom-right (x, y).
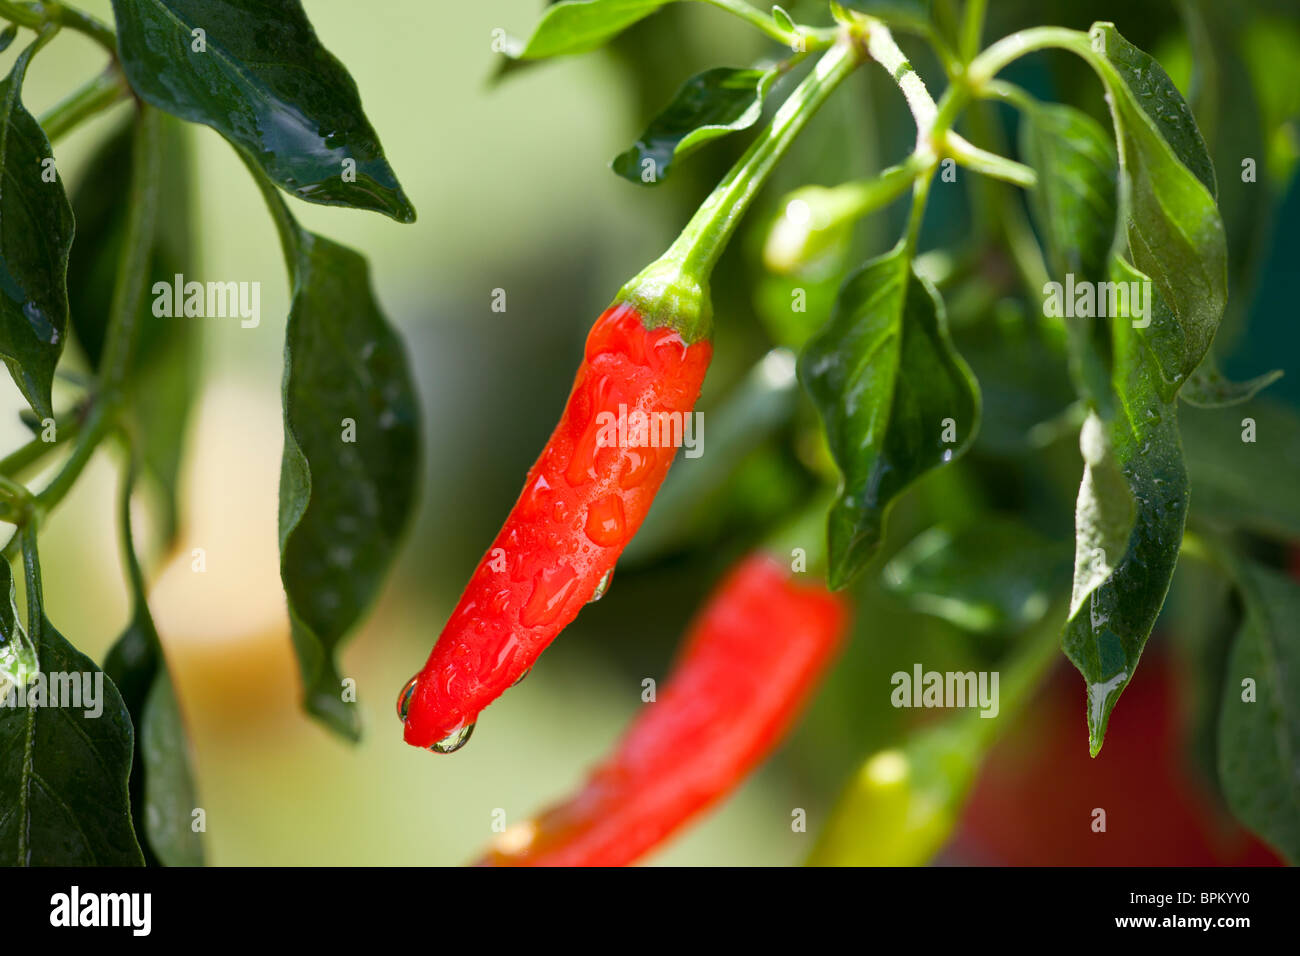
top-left (1217, 558), bottom-right (1300, 863)
top-left (1182, 399), bottom-right (1300, 541)
top-left (505, 0), bottom-right (675, 59)
top-left (110, 0), bottom-right (415, 222)
top-left (1180, 358), bottom-right (1282, 408)
top-left (1061, 260), bottom-right (1190, 756)
top-left (883, 517), bottom-right (1070, 633)
top-left (1085, 23), bottom-right (1228, 394)
top-left (799, 243), bottom-right (981, 590)
top-left (0, 24), bottom-right (17, 54)
top-left (104, 467), bottom-right (204, 867)
top-left (67, 115), bottom-right (199, 544)
top-left (255, 181), bottom-right (420, 741)
top-left (1067, 411), bottom-right (1136, 620)
top-left (612, 66), bottom-right (779, 185)
top-left (0, 535), bottom-right (144, 865)
top-left (1019, 101), bottom-right (1117, 282)
top-left (0, 37), bottom-right (74, 420)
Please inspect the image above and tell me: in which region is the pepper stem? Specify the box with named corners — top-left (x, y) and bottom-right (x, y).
top-left (617, 31), bottom-right (868, 343)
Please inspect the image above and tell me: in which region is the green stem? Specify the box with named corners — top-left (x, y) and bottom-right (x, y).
top-left (903, 168), bottom-right (933, 253)
top-left (99, 105), bottom-right (163, 396)
top-left (0, 409), bottom-right (82, 479)
top-left (944, 133), bottom-right (1036, 187)
top-left (695, 0), bottom-right (833, 49)
top-left (866, 22), bottom-right (936, 146)
top-left (32, 401), bottom-right (109, 515)
top-left (618, 32), bottom-right (867, 341)
top-left (0, 0), bottom-right (115, 54)
top-left (38, 66), bottom-right (130, 142)
top-left (967, 26), bottom-right (1089, 86)
top-left (958, 0), bottom-right (987, 64)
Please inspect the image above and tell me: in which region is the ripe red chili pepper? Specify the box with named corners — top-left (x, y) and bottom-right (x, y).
top-left (477, 552), bottom-right (848, 866)
top-left (400, 303), bottom-right (713, 750)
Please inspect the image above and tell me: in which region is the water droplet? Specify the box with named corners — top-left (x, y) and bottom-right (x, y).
top-left (584, 493), bottom-right (626, 547)
top-left (396, 675), bottom-right (418, 721)
top-left (431, 722), bottom-right (476, 754)
top-left (511, 668), bottom-right (531, 687)
top-left (588, 568), bottom-right (614, 603)
top-left (521, 564), bottom-right (578, 627)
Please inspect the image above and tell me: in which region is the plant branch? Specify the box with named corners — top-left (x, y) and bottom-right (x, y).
top-left (38, 65), bottom-right (131, 142)
top-left (695, 0), bottom-right (835, 50)
top-left (0, 408), bottom-right (82, 479)
top-left (0, 0), bottom-right (115, 55)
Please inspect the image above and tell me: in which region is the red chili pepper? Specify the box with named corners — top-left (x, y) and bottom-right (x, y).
top-left (477, 552), bottom-right (848, 866)
top-left (400, 303), bottom-right (712, 750)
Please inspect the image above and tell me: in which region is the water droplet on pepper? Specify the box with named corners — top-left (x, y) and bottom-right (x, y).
top-left (431, 722), bottom-right (476, 754)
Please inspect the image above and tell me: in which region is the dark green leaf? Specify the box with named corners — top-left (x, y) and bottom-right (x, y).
top-left (0, 24), bottom-right (17, 53)
top-left (1061, 260), bottom-right (1189, 756)
top-left (1180, 358), bottom-right (1282, 408)
top-left (800, 243), bottom-right (981, 590)
top-left (1019, 101), bottom-right (1117, 281)
top-left (503, 0), bottom-right (677, 60)
top-left (110, 0), bottom-right (415, 222)
top-left (883, 517), bottom-right (1071, 633)
top-left (1085, 23), bottom-right (1227, 394)
top-left (68, 115), bottom-right (199, 544)
top-left (255, 182), bottom-right (420, 740)
top-left (1218, 558), bottom-right (1300, 863)
top-left (104, 467), bottom-right (204, 867)
top-left (612, 66), bottom-right (778, 185)
top-left (0, 536), bottom-right (143, 865)
top-left (1182, 399), bottom-right (1300, 540)
top-left (0, 37), bottom-right (74, 420)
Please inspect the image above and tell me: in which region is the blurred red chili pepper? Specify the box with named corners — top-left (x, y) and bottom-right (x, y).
top-left (400, 303), bottom-right (712, 750)
top-left (477, 552), bottom-right (848, 866)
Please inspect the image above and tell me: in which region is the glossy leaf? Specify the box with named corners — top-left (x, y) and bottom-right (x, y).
top-left (1067, 411), bottom-right (1135, 620)
top-left (612, 66), bottom-right (778, 185)
top-left (1019, 101), bottom-right (1117, 281)
top-left (0, 38), bottom-right (74, 420)
top-left (1061, 261), bottom-right (1189, 756)
top-left (1217, 558), bottom-right (1300, 864)
top-left (67, 115), bottom-right (199, 544)
top-left (257, 184), bottom-right (420, 740)
top-left (1180, 358), bottom-right (1282, 408)
top-left (504, 0), bottom-right (677, 59)
top-left (800, 244), bottom-right (981, 590)
top-left (110, 0), bottom-right (415, 222)
top-left (1182, 399), bottom-right (1300, 541)
top-left (104, 467), bottom-right (204, 867)
top-left (0, 537), bottom-right (143, 865)
top-left (1084, 23), bottom-right (1227, 394)
top-left (883, 517), bottom-right (1070, 633)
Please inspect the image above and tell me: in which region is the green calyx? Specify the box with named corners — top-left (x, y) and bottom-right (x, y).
top-left (614, 260), bottom-right (712, 344)
top-left (615, 31), bottom-right (867, 345)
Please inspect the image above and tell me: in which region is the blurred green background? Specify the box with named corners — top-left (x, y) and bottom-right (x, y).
top-left (4, 0), bottom-right (1296, 865)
